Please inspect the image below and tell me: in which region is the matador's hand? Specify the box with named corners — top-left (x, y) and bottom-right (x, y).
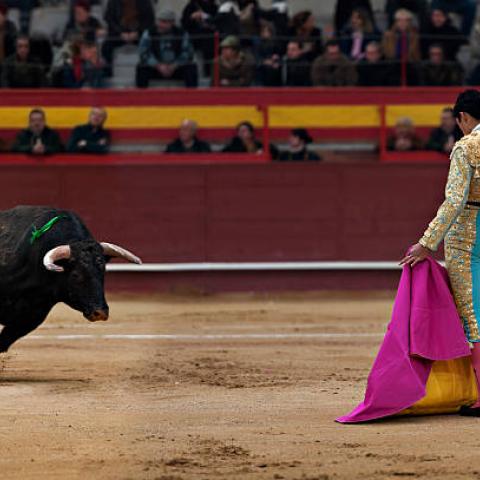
top-left (399, 243), bottom-right (431, 267)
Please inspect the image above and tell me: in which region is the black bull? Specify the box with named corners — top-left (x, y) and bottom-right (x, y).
top-left (0, 206), bottom-right (141, 352)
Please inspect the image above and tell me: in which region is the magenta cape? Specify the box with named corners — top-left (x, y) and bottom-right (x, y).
top-left (336, 257), bottom-right (471, 423)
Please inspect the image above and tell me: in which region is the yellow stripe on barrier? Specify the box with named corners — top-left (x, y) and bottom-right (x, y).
top-left (0, 104), bottom-right (451, 129)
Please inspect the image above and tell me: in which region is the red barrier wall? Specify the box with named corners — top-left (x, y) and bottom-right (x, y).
top-left (0, 158), bottom-right (449, 291)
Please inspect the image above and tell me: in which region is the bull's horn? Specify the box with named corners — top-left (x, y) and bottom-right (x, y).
top-left (43, 245), bottom-right (71, 272)
top-left (100, 242), bottom-right (142, 264)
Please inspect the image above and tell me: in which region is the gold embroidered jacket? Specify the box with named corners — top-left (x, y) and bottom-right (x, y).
top-left (419, 131), bottom-right (480, 251)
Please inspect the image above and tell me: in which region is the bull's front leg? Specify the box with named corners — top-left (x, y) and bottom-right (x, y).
top-left (0, 309), bottom-right (50, 352)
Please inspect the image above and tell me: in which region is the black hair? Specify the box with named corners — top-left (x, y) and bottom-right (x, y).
top-left (237, 121), bottom-right (255, 133)
top-left (29, 108), bottom-right (45, 119)
top-left (453, 89), bottom-right (480, 120)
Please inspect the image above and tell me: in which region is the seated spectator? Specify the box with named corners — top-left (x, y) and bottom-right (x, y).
top-left (0, 3), bottom-right (17, 69)
top-left (288, 11), bottom-right (323, 63)
top-left (259, 0), bottom-right (290, 39)
top-left (166, 119), bottom-right (211, 154)
top-left (426, 107), bottom-right (461, 154)
top-left (56, 40), bottom-right (104, 88)
top-left (277, 129), bottom-right (321, 162)
top-left (284, 40), bottom-right (311, 86)
top-left (12, 109), bottom-right (63, 155)
top-left (255, 21), bottom-right (282, 86)
top-left (311, 40), bottom-right (358, 86)
top-left (215, 0), bottom-right (240, 36)
top-left (382, 9), bottom-right (420, 62)
top-left (136, 9), bottom-right (198, 88)
top-left (385, 0), bottom-right (429, 29)
top-left (382, 8), bottom-right (420, 85)
top-left (67, 107), bottom-right (110, 153)
top-left (102, 0), bottom-right (155, 77)
top-left (238, 0), bottom-right (262, 44)
top-left (357, 41), bottom-right (399, 86)
top-left (216, 35), bottom-right (254, 87)
top-left (431, 0), bottom-right (477, 37)
top-left (420, 44), bottom-right (463, 86)
top-left (223, 121), bottom-right (279, 158)
top-left (63, 0), bottom-right (103, 43)
top-left (334, 0), bottom-right (374, 34)
top-left (339, 7), bottom-right (380, 61)
top-left (2, 35), bottom-right (46, 88)
top-left (387, 117), bottom-right (423, 151)
top-left (181, 0), bottom-right (217, 75)
top-left (421, 8), bottom-right (464, 60)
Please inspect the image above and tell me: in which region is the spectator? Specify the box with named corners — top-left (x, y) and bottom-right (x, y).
top-left (0, 3), bottom-right (16, 69)
top-left (339, 7), bottom-right (380, 61)
top-left (420, 44), bottom-right (463, 86)
top-left (421, 8), bottom-right (464, 60)
top-left (56, 40), bottom-right (104, 88)
top-left (357, 41), bottom-right (399, 86)
top-left (334, 0), bottom-right (374, 34)
top-left (181, 0), bottom-right (217, 75)
top-left (216, 35), bottom-right (254, 87)
top-left (255, 21), bottom-right (282, 86)
top-left (426, 107), bottom-right (461, 154)
top-left (238, 0), bottom-right (262, 43)
top-left (288, 11), bottom-right (323, 63)
top-left (284, 40), bottom-right (311, 86)
top-left (166, 119), bottom-right (211, 153)
top-left (382, 9), bottom-right (421, 62)
top-left (136, 9), bottom-right (198, 88)
top-left (387, 117), bottom-right (423, 151)
top-left (102, 0), bottom-right (155, 77)
top-left (67, 107), bottom-right (110, 153)
top-left (63, 0), bottom-right (103, 43)
top-left (223, 121), bottom-right (279, 158)
top-left (277, 129), bottom-right (321, 162)
top-left (431, 0), bottom-right (477, 37)
top-left (311, 40), bottom-right (358, 86)
top-left (215, 0), bottom-right (240, 37)
top-left (385, 0), bottom-right (429, 29)
top-left (2, 35), bottom-right (46, 88)
top-left (259, 0), bottom-right (290, 39)
top-left (12, 109), bottom-right (63, 155)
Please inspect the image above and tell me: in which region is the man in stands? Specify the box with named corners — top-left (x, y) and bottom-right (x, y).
top-left (311, 40), bottom-right (358, 86)
top-left (357, 41), bottom-right (398, 86)
top-left (63, 0), bottom-right (103, 43)
top-left (431, 0), bottom-right (477, 37)
top-left (2, 35), bottom-right (45, 88)
top-left (67, 107), bottom-right (110, 154)
top-left (12, 109), bottom-right (63, 155)
top-left (284, 40), bottom-right (311, 86)
top-left (102, 0), bottom-right (155, 77)
top-left (216, 35), bottom-right (254, 87)
top-left (136, 9), bottom-right (198, 88)
top-left (426, 107), bottom-right (461, 154)
top-left (165, 119), bottom-right (211, 154)
top-left (387, 117), bottom-right (423, 151)
top-left (277, 129), bottom-right (321, 162)
top-left (420, 44), bottom-right (463, 86)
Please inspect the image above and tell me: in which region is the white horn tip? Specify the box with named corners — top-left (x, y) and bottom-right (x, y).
top-left (45, 263), bottom-right (64, 272)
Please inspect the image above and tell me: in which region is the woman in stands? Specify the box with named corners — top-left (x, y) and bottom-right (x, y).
top-left (401, 90), bottom-right (480, 417)
top-left (288, 10), bottom-right (323, 62)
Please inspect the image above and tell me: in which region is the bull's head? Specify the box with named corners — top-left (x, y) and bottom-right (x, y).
top-left (42, 241), bottom-right (141, 322)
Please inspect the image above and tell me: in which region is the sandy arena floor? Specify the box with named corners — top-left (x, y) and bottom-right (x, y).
top-left (1, 291), bottom-right (479, 480)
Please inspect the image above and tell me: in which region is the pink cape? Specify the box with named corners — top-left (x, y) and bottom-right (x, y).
top-left (336, 257), bottom-right (471, 423)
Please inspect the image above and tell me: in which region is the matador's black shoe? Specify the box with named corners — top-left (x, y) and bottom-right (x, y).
top-left (459, 405), bottom-right (480, 417)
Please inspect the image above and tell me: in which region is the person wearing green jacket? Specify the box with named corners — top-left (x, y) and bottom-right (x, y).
top-left (67, 107), bottom-right (111, 154)
top-left (12, 108), bottom-right (64, 155)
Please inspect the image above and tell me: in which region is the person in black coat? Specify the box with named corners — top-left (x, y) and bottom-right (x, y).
top-left (12, 109), bottom-right (63, 155)
top-left (101, 0), bottom-right (155, 77)
top-left (165, 120), bottom-right (211, 154)
top-left (67, 107), bottom-right (110, 154)
top-left (288, 10), bottom-right (323, 63)
top-left (277, 129), bottom-right (321, 162)
top-left (421, 8), bottom-right (464, 60)
top-left (334, 0), bottom-right (374, 33)
top-left (223, 121), bottom-right (279, 159)
top-left (357, 41), bottom-right (400, 86)
top-left (284, 40), bottom-right (311, 86)
top-left (426, 107), bottom-right (461, 153)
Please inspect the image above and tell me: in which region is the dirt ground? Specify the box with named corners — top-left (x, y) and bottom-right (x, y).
top-left (1, 291), bottom-right (479, 480)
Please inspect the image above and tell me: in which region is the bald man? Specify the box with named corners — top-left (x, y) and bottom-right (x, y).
top-left (67, 107), bottom-right (111, 154)
top-left (165, 120), bottom-right (211, 154)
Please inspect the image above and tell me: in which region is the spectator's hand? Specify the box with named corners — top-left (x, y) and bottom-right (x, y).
top-left (191, 10), bottom-right (203, 21)
top-left (395, 137), bottom-right (413, 151)
top-left (32, 140), bottom-right (45, 155)
top-left (120, 32), bottom-right (130, 42)
top-left (77, 140), bottom-right (87, 148)
top-left (99, 138), bottom-right (107, 145)
top-left (220, 79), bottom-right (230, 86)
